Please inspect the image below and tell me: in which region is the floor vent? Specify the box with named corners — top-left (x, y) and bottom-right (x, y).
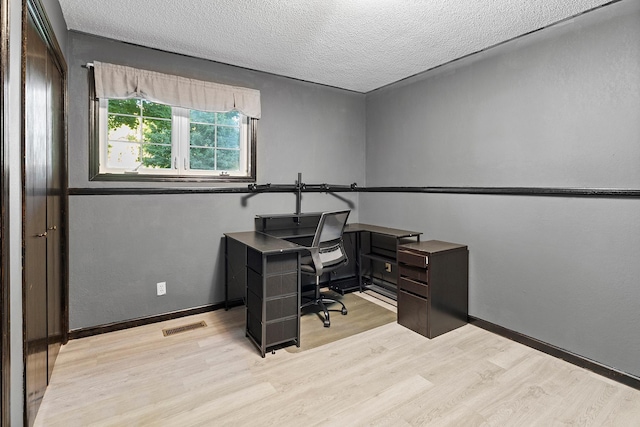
top-left (162, 321), bottom-right (207, 337)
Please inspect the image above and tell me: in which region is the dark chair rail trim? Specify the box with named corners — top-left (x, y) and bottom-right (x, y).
top-left (68, 185), bottom-right (640, 198)
top-left (362, 186), bottom-right (640, 198)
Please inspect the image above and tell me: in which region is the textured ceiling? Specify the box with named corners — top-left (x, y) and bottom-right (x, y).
top-left (58, 0), bottom-right (614, 93)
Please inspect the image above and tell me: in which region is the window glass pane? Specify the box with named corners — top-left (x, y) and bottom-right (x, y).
top-left (142, 100), bottom-right (172, 119)
top-left (141, 144), bottom-right (172, 169)
top-left (108, 98), bottom-right (140, 143)
top-left (108, 117), bottom-right (140, 142)
top-left (142, 118), bottom-right (171, 144)
top-left (190, 110), bottom-right (216, 124)
top-left (217, 111), bottom-right (239, 126)
top-left (106, 140), bottom-right (141, 170)
top-left (190, 123), bottom-right (216, 147)
top-left (217, 149), bottom-right (240, 170)
top-left (190, 147), bottom-right (216, 170)
top-left (141, 117), bottom-right (172, 169)
top-left (106, 100), bottom-right (143, 170)
top-left (217, 126), bottom-right (240, 148)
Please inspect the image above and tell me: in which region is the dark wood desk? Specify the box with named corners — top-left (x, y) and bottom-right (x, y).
top-left (253, 212), bottom-right (422, 298)
top-left (224, 213), bottom-right (422, 356)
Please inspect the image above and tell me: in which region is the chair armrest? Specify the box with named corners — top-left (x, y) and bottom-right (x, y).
top-left (308, 246), bottom-right (324, 276)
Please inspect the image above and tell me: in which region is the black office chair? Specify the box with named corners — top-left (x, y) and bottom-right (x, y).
top-left (300, 209), bottom-right (351, 327)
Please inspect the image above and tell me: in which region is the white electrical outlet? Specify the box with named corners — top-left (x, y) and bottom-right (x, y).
top-left (157, 281), bottom-right (167, 296)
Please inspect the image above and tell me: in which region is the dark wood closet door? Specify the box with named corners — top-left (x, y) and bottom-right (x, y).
top-left (46, 58), bottom-right (63, 381)
top-left (24, 11), bottom-right (49, 424)
top-left (24, 7), bottom-right (67, 423)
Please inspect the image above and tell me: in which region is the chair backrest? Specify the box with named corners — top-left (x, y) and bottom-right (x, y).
top-left (311, 210), bottom-right (350, 270)
top-left (312, 210), bottom-right (350, 247)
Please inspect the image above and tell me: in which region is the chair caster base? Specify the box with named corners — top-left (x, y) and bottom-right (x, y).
top-left (323, 320), bottom-right (331, 328)
top-left (341, 308), bottom-right (348, 315)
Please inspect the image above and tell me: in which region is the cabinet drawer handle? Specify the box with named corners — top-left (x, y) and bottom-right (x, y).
top-left (36, 232), bottom-right (47, 238)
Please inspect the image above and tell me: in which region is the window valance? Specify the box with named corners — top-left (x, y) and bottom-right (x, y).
top-left (92, 61), bottom-right (261, 119)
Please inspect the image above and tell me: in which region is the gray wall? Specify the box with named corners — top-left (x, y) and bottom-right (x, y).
top-left (363, 1), bottom-right (640, 378)
top-left (67, 32), bottom-right (365, 329)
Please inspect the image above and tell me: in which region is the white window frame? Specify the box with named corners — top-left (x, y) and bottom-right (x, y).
top-left (95, 98), bottom-right (254, 181)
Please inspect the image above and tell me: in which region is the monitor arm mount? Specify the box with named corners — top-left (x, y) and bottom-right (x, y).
top-left (248, 172), bottom-right (357, 217)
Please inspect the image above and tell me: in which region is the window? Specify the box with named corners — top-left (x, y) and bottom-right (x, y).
top-left (98, 98), bottom-right (253, 179)
top-left (89, 61), bottom-right (260, 182)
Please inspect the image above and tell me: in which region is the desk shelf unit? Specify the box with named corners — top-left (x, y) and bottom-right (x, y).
top-left (349, 224), bottom-right (421, 301)
top-left (397, 240), bottom-right (468, 338)
top-left (254, 212), bottom-right (321, 242)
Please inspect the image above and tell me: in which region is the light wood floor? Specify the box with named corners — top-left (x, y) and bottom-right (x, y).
top-left (35, 294), bottom-right (640, 426)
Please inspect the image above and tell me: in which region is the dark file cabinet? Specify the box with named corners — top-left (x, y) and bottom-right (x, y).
top-left (224, 231), bottom-right (303, 357)
top-left (397, 240), bottom-right (468, 338)
top-left (246, 249), bottom-right (300, 357)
